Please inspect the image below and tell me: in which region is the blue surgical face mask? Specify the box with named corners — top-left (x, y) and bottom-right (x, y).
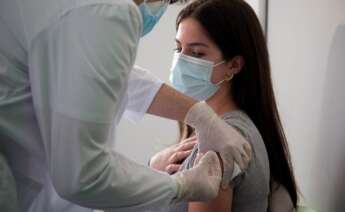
top-left (169, 53), bottom-right (230, 101)
top-left (139, 0), bottom-right (168, 37)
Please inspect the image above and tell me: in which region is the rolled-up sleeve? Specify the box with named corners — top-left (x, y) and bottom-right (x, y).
top-left (124, 65), bottom-right (163, 121)
top-left (30, 2), bottom-right (177, 211)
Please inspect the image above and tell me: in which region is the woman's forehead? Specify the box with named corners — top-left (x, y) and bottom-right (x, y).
top-left (176, 18), bottom-right (212, 45)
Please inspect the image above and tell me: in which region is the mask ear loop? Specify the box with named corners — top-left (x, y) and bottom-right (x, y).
top-left (216, 73), bottom-right (234, 86)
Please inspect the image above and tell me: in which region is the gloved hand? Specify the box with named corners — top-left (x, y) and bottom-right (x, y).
top-left (184, 101), bottom-right (252, 188)
top-left (149, 136), bottom-right (197, 174)
top-left (171, 151), bottom-right (221, 202)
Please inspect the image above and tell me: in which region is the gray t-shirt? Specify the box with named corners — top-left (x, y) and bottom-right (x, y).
top-left (170, 110), bottom-right (270, 212)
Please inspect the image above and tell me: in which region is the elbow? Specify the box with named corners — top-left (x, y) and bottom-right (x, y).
top-left (55, 187), bottom-right (76, 203)
top-left (49, 153), bottom-right (97, 204)
top-left (53, 179), bottom-right (96, 207)
top-left (50, 170), bottom-right (87, 204)
top-left (51, 168), bottom-right (106, 207)
top-left (51, 175), bottom-right (80, 202)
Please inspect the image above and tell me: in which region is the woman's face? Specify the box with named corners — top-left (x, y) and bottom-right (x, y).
top-left (175, 17), bottom-right (231, 84)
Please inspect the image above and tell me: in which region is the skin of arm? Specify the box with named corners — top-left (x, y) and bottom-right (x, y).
top-left (188, 187), bottom-right (233, 212)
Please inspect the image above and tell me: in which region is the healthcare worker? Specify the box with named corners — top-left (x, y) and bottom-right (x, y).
top-left (0, 0), bottom-right (251, 211)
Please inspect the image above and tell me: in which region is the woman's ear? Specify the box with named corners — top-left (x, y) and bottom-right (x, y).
top-left (226, 56), bottom-right (245, 75)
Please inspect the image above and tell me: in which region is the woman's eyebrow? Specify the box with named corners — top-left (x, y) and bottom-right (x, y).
top-left (175, 39), bottom-right (209, 48)
top-left (188, 42), bottom-right (209, 48)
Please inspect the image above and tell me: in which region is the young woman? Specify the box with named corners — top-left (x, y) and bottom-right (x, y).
top-left (150, 0), bottom-right (298, 211)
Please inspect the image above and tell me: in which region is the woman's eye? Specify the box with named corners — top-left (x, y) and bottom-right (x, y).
top-left (191, 51), bottom-right (205, 58)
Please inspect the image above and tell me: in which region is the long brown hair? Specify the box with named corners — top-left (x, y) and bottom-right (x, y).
top-left (176, 0), bottom-right (298, 207)
top-left (168, 0), bottom-right (190, 4)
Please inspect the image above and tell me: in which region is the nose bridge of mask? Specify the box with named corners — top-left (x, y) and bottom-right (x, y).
top-left (179, 53), bottom-right (225, 71)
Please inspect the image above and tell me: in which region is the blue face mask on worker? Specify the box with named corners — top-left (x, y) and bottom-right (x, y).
top-left (169, 53), bottom-right (233, 101)
top-left (139, 0), bottom-right (168, 37)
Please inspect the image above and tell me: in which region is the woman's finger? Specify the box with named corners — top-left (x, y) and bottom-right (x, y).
top-left (178, 140), bottom-right (197, 151)
top-left (180, 136), bottom-right (197, 144)
top-left (165, 164), bottom-right (181, 174)
top-left (169, 150), bottom-right (193, 164)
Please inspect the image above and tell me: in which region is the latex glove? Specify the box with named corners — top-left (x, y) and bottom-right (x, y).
top-left (172, 151), bottom-right (221, 202)
top-left (150, 136), bottom-right (197, 174)
top-left (184, 101), bottom-right (252, 188)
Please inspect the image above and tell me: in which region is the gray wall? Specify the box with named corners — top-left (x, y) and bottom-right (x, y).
top-left (267, 0), bottom-right (345, 211)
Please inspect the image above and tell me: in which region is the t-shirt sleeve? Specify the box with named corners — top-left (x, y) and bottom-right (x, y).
top-left (223, 117), bottom-right (254, 188)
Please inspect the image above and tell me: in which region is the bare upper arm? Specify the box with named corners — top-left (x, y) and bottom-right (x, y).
top-left (188, 186), bottom-right (233, 212)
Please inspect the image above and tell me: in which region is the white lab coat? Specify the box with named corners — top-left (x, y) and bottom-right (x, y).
top-left (0, 152), bottom-right (19, 212)
top-left (0, 0), bottom-right (177, 211)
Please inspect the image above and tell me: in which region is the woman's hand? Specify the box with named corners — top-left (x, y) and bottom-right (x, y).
top-left (149, 136), bottom-right (197, 174)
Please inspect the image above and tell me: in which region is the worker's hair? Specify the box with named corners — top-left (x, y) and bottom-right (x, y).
top-left (176, 0), bottom-right (298, 207)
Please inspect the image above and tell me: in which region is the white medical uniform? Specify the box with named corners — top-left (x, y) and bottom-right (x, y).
top-left (0, 0), bottom-right (177, 211)
top-left (0, 152), bottom-right (19, 212)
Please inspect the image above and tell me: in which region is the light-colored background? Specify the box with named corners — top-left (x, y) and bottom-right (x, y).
top-left (267, 0), bottom-right (345, 211)
top-left (115, 0), bottom-right (345, 211)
